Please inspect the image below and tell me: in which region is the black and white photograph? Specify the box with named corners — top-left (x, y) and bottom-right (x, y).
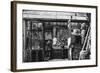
top-left (22, 10), bottom-right (91, 62)
top-left (11, 1), bottom-right (97, 71)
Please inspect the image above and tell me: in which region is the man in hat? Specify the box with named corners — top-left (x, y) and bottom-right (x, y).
top-left (70, 29), bottom-right (82, 60)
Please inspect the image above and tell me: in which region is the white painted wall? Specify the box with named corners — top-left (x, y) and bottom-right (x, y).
top-left (0, 0), bottom-right (99, 73)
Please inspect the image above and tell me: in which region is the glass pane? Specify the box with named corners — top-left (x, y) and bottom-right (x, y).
top-left (25, 21), bottom-right (43, 50)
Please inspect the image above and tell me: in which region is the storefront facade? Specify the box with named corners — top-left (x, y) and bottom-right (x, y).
top-left (22, 10), bottom-right (90, 62)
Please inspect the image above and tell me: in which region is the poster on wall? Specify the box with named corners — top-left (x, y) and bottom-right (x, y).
top-left (11, 1), bottom-right (98, 72)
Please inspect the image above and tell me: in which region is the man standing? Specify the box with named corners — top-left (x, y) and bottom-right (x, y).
top-left (70, 29), bottom-right (82, 60)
